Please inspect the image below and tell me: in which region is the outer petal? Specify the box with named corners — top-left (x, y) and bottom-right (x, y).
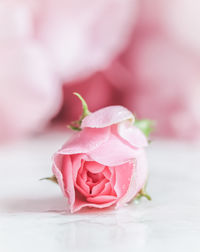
top-left (116, 150), bottom-right (148, 207)
top-left (52, 154), bottom-right (75, 208)
top-left (52, 154), bottom-right (67, 197)
top-left (117, 121), bottom-right (148, 148)
top-left (113, 161), bottom-right (135, 198)
top-left (58, 127), bottom-right (110, 155)
top-left (88, 132), bottom-right (141, 166)
top-left (81, 105), bottom-right (134, 128)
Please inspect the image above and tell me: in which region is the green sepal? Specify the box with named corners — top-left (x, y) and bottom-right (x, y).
top-left (134, 119), bottom-right (155, 138)
top-left (69, 92), bottom-right (90, 131)
top-left (40, 175), bottom-right (58, 184)
top-left (135, 183), bottom-right (152, 201)
top-left (68, 125), bottom-right (82, 131)
top-left (135, 189), bottom-right (152, 201)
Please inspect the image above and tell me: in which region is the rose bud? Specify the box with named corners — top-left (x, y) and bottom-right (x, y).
top-left (51, 93), bottom-right (152, 213)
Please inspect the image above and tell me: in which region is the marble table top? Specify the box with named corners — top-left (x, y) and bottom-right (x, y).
top-left (1, 131), bottom-right (200, 252)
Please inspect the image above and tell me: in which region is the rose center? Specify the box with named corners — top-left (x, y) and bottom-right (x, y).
top-left (87, 171), bottom-right (105, 183)
top-left (75, 161), bottom-right (112, 197)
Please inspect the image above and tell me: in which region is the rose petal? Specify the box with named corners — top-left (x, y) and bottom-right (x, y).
top-left (80, 168), bottom-right (87, 181)
top-left (114, 161), bottom-right (134, 198)
top-left (81, 105), bottom-right (134, 128)
top-left (116, 150), bottom-right (148, 207)
top-left (99, 182), bottom-right (113, 196)
top-left (52, 154), bottom-right (75, 207)
top-left (71, 191), bottom-right (117, 213)
top-left (52, 154), bottom-right (66, 197)
top-left (84, 161), bottom-right (105, 173)
top-left (107, 167), bottom-right (116, 194)
top-left (88, 132), bottom-right (141, 166)
top-left (71, 155), bottom-right (86, 183)
top-left (91, 178), bottom-right (108, 196)
top-left (117, 121), bottom-right (148, 148)
top-left (103, 166), bottom-right (112, 180)
top-left (87, 172), bottom-right (104, 183)
top-left (58, 127), bottom-right (110, 155)
top-left (87, 195), bottom-right (117, 204)
top-left (76, 175), bottom-right (90, 197)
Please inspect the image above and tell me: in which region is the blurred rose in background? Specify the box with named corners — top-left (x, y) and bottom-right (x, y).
top-left (1, 0), bottom-right (200, 143)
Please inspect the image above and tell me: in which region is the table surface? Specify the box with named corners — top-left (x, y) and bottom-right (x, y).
top-left (1, 131), bottom-right (200, 252)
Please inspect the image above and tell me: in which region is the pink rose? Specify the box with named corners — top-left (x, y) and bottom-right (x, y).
top-left (52, 105), bottom-right (148, 213)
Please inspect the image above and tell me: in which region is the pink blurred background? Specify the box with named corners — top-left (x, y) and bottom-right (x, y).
top-left (1, 0), bottom-right (200, 143)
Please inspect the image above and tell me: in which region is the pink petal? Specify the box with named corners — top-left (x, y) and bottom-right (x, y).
top-left (52, 154), bottom-right (75, 208)
top-left (88, 132), bottom-right (141, 166)
top-left (80, 168), bottom-right (87, 181)
top-left (52, 154), bottom-right (66, 197)
top-left (76, 175), bottom-right (90, 197)
top-left (116, 150), bottom-right (148, 207)
top-left (71, 155), bottom-right (86, 183)
top-left (87, 172), bottom-right (104, 183)
top-left (117, 122), bottom-right (148, 148)
top-left (103, 167), bottom-right (112, 180)
top-left (91, 178), bottom-right (108, 196)
top-left (87, 195), bottom-right (117, 204)
top-left (84, 161), bottom-right (105, 173)
top-left (71, 191), bottom-right (117, 213)
top-left (72, 155), bottom-right (91, 197)
top-left (81, 105), bottom-right (134, 128)
top-left (58, 127), bottom-right (110, 155)
top-left (107, 167), bottom-right (116, 195)
top-left (113, 161), bottom-right (134, 198)
top-left (99, 182), bottom-right (113, 196)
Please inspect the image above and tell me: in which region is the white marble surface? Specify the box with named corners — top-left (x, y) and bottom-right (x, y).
top-left (0, 131), bottom-right (200, 252)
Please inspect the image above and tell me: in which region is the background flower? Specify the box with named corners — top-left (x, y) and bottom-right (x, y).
top-left (0, 0), bottom-right (200, 142)
top-left (0, 0), bottom-right (137, 142)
